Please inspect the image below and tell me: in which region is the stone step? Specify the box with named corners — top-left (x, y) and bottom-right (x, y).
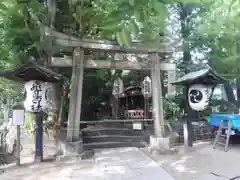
top-left (83, 135), bottom-right (149, 143)
top-left (83, 141), bottom-right (147, 150)
top-left (81, 124), bottom-right (153, 150)
top-left (82, 128), bottom-right (148, 137)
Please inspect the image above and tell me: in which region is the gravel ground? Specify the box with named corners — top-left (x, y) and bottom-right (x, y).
top-left (4, 128), bottom-right (59, 164)
top-left (4, 127), bottom-right (240, 180)
top-left (0, 147), bottom-right (175, 180)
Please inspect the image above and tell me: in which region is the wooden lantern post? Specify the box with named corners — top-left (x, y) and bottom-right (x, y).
top-left (0, 61), bottom-right (64, 162)
top-left (172, 68), bottom-right (227, 148)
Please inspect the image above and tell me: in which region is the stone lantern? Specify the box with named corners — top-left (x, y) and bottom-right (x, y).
top-left (112, 77), bottom-right (124, 98)
top-left (142, 76), bottom-right (152, 119)
top-left (112, 77), bottom-right (124, 119)
top-left (142, 76), bottom-right (152, 99)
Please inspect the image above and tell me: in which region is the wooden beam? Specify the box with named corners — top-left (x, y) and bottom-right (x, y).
top-left (43, 27), bottom-right (171, 53)
top-left (50, 57), bottom-right (176, 71)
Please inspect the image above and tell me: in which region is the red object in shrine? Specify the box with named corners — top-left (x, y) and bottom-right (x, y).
top-left (63, 87), bottom-right (67, 97)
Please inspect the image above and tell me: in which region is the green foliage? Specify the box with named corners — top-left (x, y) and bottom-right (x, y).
top-left (94, 0), bottom-right (168, 44)
top-left (24, 112), bottom-right (35, 135)
top-left (163, 97), bottom-right (182, 121)
top-left (58, 0), bottom-right (207, 46)
top-left (210, 99), bottom-right (238, 113)
top-left (0, 0), bottom-right (238, 124)
top-left (0, 78), bottom-right (24, 104)
top-left (194, 0), bottom-right (240, 78)
top-left (0, 0), bottom-right (48, 67)
top-left (0, 111), bottom-right (4, 126)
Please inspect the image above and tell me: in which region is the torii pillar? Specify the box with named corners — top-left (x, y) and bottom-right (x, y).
top-left (67, 47), bottom-right (84, 142)
top-left (149, 53), bottom-right (175, 153)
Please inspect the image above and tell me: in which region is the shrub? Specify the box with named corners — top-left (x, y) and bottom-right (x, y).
top-left (24, 112), bottom-right (35, 135)
top-left (163, 97), bottom-right (182, 122)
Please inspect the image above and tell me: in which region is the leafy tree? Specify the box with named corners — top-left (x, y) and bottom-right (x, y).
top-left (0, 0), bottom-right (219, 123)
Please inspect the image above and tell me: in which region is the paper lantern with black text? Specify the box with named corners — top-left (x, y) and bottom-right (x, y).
top-left (24, 80), bottom-right (57, 112)
top-left (188, 84), bottom-right (212, 111)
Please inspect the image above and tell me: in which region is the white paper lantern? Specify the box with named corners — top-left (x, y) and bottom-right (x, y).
top-left (188, 84), bottom-right (212, 111)
top-left (112, 78), bottom-right (124, 98)
top-left (24, 80), bottom-right (57, 112)
top-left (142, 76), bottom-right (152, 99)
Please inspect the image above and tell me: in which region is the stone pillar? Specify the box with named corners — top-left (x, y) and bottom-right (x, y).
top-left (63, 48), bottom-right (84, 157)
top-left (67, 47), bottom-right (83, 141)
top-left (167, 70), bottom-right (176, 96)
top-left (73, 47), bottom-right (84, 140)
top-left (149, 53), bottom-right (165, 137)
top-left (149, 53), bottom-right (176, 153)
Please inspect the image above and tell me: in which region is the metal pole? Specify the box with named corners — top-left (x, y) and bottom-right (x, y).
top-left (35, 112), bottom-right (43, 162)
top-left (183, 85), bottom-right (194, 148)
top-left (16, 125), bottom-right (20, 166)
top-left (116, 97), bottom-right (119, 120)
top-left (183, 122), bottom-right (188, 149)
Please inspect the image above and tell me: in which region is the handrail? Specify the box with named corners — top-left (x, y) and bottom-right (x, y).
top-left (80, 119), bottom-right (154, 124)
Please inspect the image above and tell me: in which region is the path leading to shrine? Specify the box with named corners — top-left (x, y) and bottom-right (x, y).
top-left (0, 147), bottom-right (175, 180)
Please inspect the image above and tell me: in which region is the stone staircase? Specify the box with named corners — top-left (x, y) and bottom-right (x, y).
top-left (81, 121), bottom-right (153, 150)
top-left (80, 120), bottom-right (213, 150)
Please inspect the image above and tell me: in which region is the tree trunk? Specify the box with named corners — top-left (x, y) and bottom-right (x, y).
top-left (160, 71), bottom-right (166, 97)
top-left (223, 81), bottom-right (237, 106)
top-left (179, 3), bottom-right (195, 148)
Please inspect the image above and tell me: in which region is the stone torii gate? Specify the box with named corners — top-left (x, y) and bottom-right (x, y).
top-left (44, 27), bottom-right (176, 151)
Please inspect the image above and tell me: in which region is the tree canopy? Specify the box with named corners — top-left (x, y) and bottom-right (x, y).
top-left (0, 0), bottom-right (239, 121)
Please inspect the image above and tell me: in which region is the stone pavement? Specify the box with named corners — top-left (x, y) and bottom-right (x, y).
top-left (142, 142), bottom-right (240, 180)
top-left (0, 147), bottom-right (175, 180)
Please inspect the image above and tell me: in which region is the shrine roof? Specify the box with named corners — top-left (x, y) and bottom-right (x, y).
top-left (172, 68), bottom-right (227, 86)
top-left (12, 101), bottom-right (24, 109)
top-left (0, 61), bottom-right (64, 83)
top-left (125, 86), bottom-right (141, 91)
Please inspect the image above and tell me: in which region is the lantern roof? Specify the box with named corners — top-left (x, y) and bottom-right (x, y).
top-left (12, 101), bottom-right (24, 110)
top-left (172, 68), bottom-right (227, 86)
top-left (0, 60), bottom-right (64, 83)
top-left (122, 86), bottom-right (142, 97)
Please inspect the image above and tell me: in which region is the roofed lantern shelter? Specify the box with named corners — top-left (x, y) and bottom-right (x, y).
top-left (0, 60), bottom-right (64, 162)
top-left (0, 60), bottom-right (64, 83)
top-left (172, 67), bottom-right (227, 148)
top-left (172, 68), bottom-right (226, 86)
